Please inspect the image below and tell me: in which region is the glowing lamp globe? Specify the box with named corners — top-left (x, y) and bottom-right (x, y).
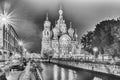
top-left (0, 4), bottom-right (17, 27)
top-left (23, 48), bottom-right (27, 52)
top-left (18, 41), bottom-right (23, 46)
top-left (1, 17), bottom-right (7, 23)
top-left (93, 47), bottom-right (98, 52)
top-left (0, 15), bottom-right (8, 25)
top-left (2, 17), bottom-right (7, 21)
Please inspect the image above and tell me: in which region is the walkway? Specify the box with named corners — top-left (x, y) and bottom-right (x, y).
top-left (5, 61), bottom-right (36, 80)
top-left (6, 71), bottom-right (23, 80)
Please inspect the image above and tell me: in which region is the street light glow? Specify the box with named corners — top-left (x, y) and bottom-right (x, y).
top-left (18, 41), bottom-right (23, 46)
top-left (0, 2), bottom-right (18, 27)
top-left (0, 14), bottom-right (8, 25)
top-left (1, 17), bottom-right (7, 22)
top-left (93, 47), bottom-right (98, 52)
top-left (23, 48), bottom-right (27, 52)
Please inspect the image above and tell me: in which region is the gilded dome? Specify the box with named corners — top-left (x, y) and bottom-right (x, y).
top-left (60, 22), bottom-right (67, 34)
top-left (52, 27), bottom-right (59, 39)
top-left (53, 27), bottom-right (59, 34)
top-left (59, 9), bottom-right (63, 15)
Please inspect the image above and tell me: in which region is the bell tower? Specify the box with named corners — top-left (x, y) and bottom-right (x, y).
top-left (41, 13), bottom-right (51, 57)
top-left (43, 13), bottom-right (51, 40)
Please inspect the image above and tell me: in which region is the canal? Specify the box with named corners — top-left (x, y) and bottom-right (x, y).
top-left (36, 62), bottom-right (120, 80)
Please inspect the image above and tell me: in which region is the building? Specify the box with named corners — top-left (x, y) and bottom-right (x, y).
top-left (0, 24), bottom-right (22, 60)
top-left (41, 6), bottom-right (81, 58)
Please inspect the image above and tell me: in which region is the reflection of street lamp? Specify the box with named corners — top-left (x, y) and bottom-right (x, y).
top-left (93, 47), bottom-right (98, 62)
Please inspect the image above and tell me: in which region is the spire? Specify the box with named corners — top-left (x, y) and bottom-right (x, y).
top-left (46, 12), bottom-right (48, 21)
top-left (44, 12), bottom-right (51, 28)
top-left (59, 4), bottom-right (63, 16)
top-left (60, 4), bottom-right (62, 10)
top-left (70, 22), bottom-right (72, 28)
top-left (55, 20), bottom-right (57, 24)
top-left (74, 28), bottom-right (78, 41)
top-left (68, 22), bottom-right (74, 38)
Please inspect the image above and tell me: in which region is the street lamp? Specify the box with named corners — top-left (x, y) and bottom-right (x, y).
top-left (23, 48), bottom-right (27, 59)
top-left (93, 47), bottom-right (98, 62)
top-left (18, 40), bottom-right (24, 57)
top-left (0, 11), bottom-right (9, 27)
top-left (1, 16), bottom-right (7, 23)
top-left (93, 47), bottom-right (98, 53)
top-left (0, 2), bottom-right (9, 26)
top-left (0, 2), bottom-right (17, 28)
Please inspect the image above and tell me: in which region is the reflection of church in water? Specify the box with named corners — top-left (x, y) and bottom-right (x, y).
top-left (41, 6), bottom-right (81, 58)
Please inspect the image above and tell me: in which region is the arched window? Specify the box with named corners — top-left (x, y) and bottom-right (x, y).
top-left (4, 52), bottom-right (7, 54)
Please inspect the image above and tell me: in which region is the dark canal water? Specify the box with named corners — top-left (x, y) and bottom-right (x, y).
top-left (38, 62), bottom-right (120, 80)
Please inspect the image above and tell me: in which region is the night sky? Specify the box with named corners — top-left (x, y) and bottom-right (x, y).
top-left (1, 0), bottom-right (120, 53)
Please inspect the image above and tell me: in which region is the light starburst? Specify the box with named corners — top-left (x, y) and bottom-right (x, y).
top-left (0, 2), bottom-right (18, 28)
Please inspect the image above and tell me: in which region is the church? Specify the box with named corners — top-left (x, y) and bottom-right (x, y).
top-left (41, 6), bottom-right (81, 58)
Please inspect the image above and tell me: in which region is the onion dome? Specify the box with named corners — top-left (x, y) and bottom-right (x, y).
top-left (60, 20), bottom-right (67, 34)
top-left (52, 26), bottom-right (59, 39)
top-left (44, 13), bottom-right (51, 29)
top-left (68, 22), bottom-right (74, 37)
top-left (59, 9), bottom-right (63, 16)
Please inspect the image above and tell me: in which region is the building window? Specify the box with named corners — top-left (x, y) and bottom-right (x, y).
top-left (0, 51), bottom-right (2, 55)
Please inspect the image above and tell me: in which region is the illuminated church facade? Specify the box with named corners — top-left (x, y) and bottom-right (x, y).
top-left (41, 6), bottom-right (81, 58)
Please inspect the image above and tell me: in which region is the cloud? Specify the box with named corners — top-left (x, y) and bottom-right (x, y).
top-left (14, 18), bottom-right (41, 52)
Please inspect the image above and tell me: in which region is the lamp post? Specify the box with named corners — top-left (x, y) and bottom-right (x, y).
top-left (23, 48), bottom-right (27, 59)
top-left (93, 47), bottom-right (98, 62)
top-left (18, 40), bottom-right (24, 58)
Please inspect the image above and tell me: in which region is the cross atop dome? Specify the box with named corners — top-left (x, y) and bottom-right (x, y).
top-left (60, 4), bottom-right (62, 10)
top-left (46, 12), bottom-right (48, 20)
top-left (59, 4), bottom-right (63, 16)
top-left (44, 12), bottom-right (51, 28)
top-left (70, 22), bottom-right (72, 28)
